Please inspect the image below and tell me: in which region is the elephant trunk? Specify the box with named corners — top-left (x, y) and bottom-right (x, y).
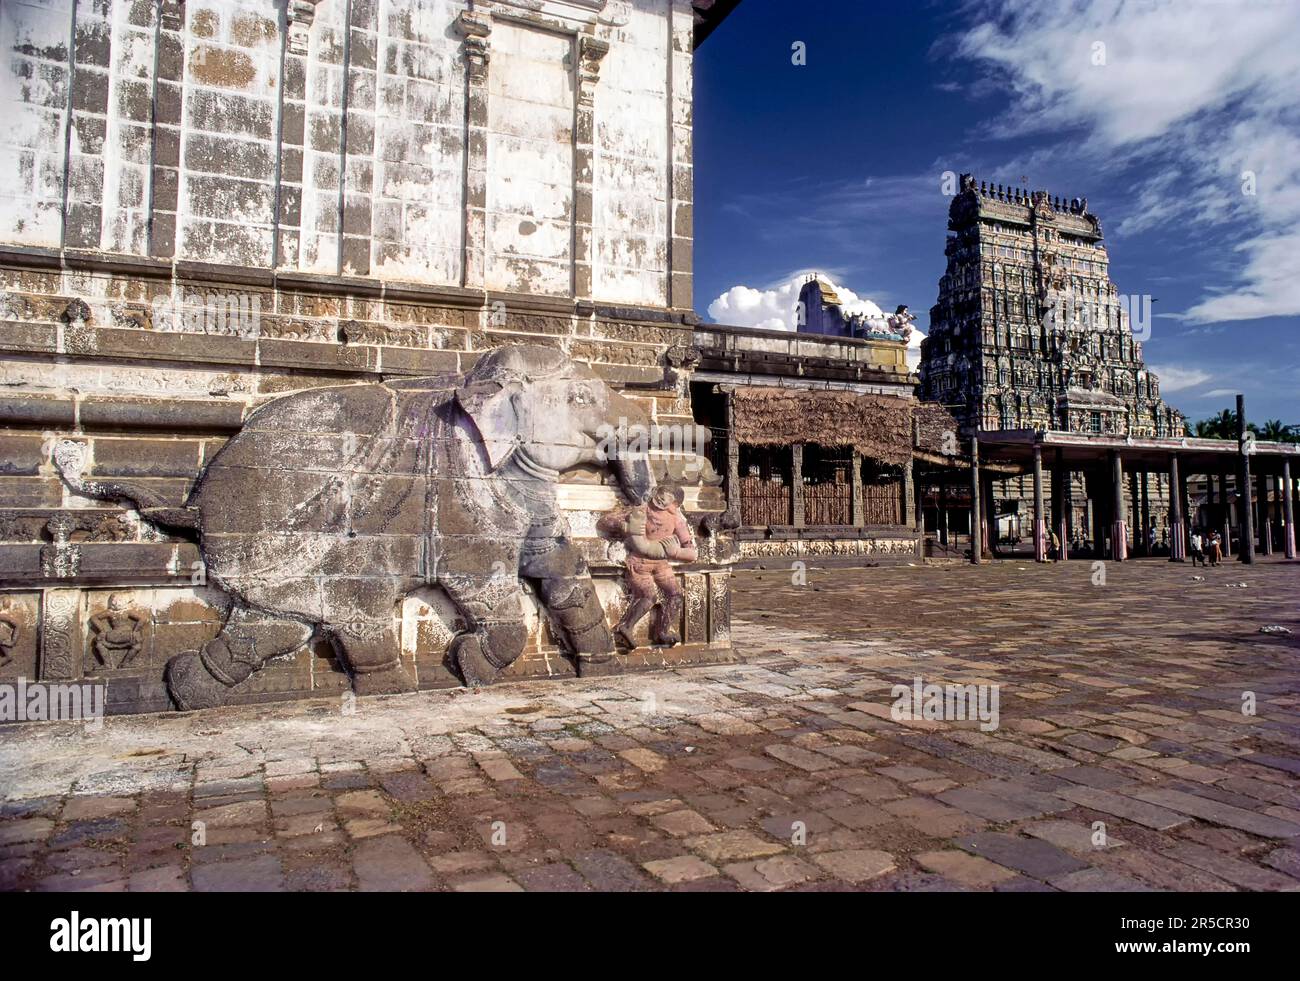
top-left (603, 391), bottom-right (655, 504)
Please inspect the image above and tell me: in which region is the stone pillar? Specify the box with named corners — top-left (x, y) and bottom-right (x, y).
top-left (982, 473), bottom-right (995, 557)
top-left (1238, 395), bottom-right (1255, 564)
top-left (938, 480), bottom-right (949, 546)
top-left (970, 438), bottom-right (982, 565)
top-left (275, 1), bottom-right (319, 268)
top-left (1259, 470), bottom-right (1273, 556)
top-left (668, 0), bottom-right (694, 310)
top-left (147, 0), bottom-right (187, 258)
top-left (336, 0), bottom-right (378, 275)
top-left (1285, 458), bottom-right (1297, 559)
top-left (1032, 445), bottom-right (1046, 563)
top-left (791, 443), bottom-right (804, 528)
top-left (1058, 451), bottom-right (1071, 562)
top-left (1110, 451), bottom-right (1127, 561)
top-left (1220, 469), bottom-right (1233, 557)
top-left (1169, 453), bottom-right (1185, 562)
top-left (457, 10), bottom-right (491, 290)
top-left (1140, 471), bottom-right (1151, 555)
top-left (725, 391), bottom-right (740, 517)
top-left (1085, 495), bottom-right (1096, 557)
top-left (851, 448), bottom-right (865, 527)
top-left (1128, 470), bottom-right (1141, 555)
top-left (573, 36), bottom-right (609, 300)
top-left (902, 456), bottom-right (916, 530)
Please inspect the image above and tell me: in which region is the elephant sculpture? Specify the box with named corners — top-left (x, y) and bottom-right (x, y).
top-left (56, 345), bottom-right (656, 709)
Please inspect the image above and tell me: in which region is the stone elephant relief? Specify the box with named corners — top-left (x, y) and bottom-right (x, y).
top-left (56, 345), bottom-right (657, 710)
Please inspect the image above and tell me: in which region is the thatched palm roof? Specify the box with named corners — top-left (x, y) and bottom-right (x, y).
top-left (730, 386), bottom-right (913, 466)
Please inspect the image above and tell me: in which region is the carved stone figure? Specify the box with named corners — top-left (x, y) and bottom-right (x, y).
top-left (58, 345), bottom-right (655, 709)
top-left (598, 483), bottom-right (697, 648)
top-left (0, 612), bottom-right (19, 668)
top-left (89, 594), bottom-right (145, 670)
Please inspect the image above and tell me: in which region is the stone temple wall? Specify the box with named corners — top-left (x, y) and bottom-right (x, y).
top-left (0, 0), bottom-right (732, 715)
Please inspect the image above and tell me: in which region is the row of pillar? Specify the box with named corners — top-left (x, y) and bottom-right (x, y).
top-left (1005, 444), bottom-right (1297, 565)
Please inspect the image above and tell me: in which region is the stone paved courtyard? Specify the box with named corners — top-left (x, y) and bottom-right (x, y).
top-left (2, 558), bottom-right (1299, 892)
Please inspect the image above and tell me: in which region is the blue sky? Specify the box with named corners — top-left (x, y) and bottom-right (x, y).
top-left (692, 0), bottom-right (1300, 426)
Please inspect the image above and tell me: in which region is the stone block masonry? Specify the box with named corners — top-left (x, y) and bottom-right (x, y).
top-left (0, 1), bottom-right (738, 716)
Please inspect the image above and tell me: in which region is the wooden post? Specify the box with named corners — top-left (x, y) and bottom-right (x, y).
top-left (1169, 453), bottom-right (1185, 562)
top-left (1284, 458), bottom-right (1296, 559)
top-left (1238, 395), bottom-right (1255, 564)
top-left (1111, 451), bottom-right (1127, 561)
top-left (970, 437), bottom-right (982, 565)
top-left (1032, 444), bottom-right (1046, 562)
top-left (791, 442), bottom-right (805, 528)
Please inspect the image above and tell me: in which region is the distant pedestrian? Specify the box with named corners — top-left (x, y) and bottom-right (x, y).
top-left (1209, 531), bottom-right (1223, 566)
top-left (1050, 529), bottom-right (1060, 560)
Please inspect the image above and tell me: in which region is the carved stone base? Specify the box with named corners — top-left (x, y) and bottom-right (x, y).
top-left (582, 644), bottom-right (743, 675)
top-left (574, 651), bottom-right (626, 677)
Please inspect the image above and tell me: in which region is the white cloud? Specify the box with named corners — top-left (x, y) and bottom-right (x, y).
top-left (707, 272), bottom-right (926, 369)
top-left (1201, 388), bottom-right (1238, 399)
top-left (1147, 365), bottom-right (1210, 393)
top-left (953, 0), bottom-right (1300, 324)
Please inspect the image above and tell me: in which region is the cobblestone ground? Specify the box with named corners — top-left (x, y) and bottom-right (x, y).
top-left (2, 558), bottom-right (1299, 892)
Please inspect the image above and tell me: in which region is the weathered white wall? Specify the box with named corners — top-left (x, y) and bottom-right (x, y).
top-left (593, 0), bottom-right (669, 305)
top-left (0, 0), bottom-right (691, 310)
top-left (179, 0), bottom-right (282, 265)
top-left (485, 19), bottom-right (574, 296)
top-left (370, 0), bottom-right (465, 285)
top-left (0, 0), bottom-right (76, 248)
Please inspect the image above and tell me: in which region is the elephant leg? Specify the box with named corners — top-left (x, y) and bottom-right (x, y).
top-left (166, 605), bottom-right (312, 711)
top-left (536, 576), bottom-right (614, 655)
top-left (331, 621), bottom-right (415, 697)
top-left (317, 578), bottom-right (416, 696)
top-left (442, 580), bottom-right (530, 688)
top-left (520, 537), bottom-right (615, 656)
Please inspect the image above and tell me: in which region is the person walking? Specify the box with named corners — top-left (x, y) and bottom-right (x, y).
top-left (1190, 530), bottom-right (1204, 567)
top-left (1209, 531), bottom-right (1223, 566)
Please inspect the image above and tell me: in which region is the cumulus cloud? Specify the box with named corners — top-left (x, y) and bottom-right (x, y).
top-left (1147, 365), bottom-right (1210, 393)
top-left (707, 272), bottom-right (925, 369)
top-left (952, 0), bottom-right (1300, 324)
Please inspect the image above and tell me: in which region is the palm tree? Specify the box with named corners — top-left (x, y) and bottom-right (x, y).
top-left (1258, 419), bottom-right (1289, 442)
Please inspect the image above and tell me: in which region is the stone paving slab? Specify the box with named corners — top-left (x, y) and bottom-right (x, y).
top-left (2, 560), bottom-right (1299, 891)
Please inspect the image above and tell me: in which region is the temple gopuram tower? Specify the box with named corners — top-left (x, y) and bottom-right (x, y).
top-left (919, 175), bottom-right (1184, 547)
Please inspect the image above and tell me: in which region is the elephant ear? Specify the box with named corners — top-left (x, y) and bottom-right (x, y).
top-left (455, 380), bottom-right (526, 472)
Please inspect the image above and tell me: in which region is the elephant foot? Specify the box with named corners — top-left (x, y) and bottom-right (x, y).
top-left (451, 635), bottom-right (499, 688)
top-left (165, 652), bottom-right (232, 711)
top-left (351, 661), bottom-right (416, 697)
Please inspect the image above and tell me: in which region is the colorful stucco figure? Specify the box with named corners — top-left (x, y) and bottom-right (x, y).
top-left (598, 483), bottom-right (698, 649)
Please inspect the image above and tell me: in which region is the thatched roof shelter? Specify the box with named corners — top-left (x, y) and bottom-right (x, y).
top-left (730, 386), bottom-right (913, 466)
